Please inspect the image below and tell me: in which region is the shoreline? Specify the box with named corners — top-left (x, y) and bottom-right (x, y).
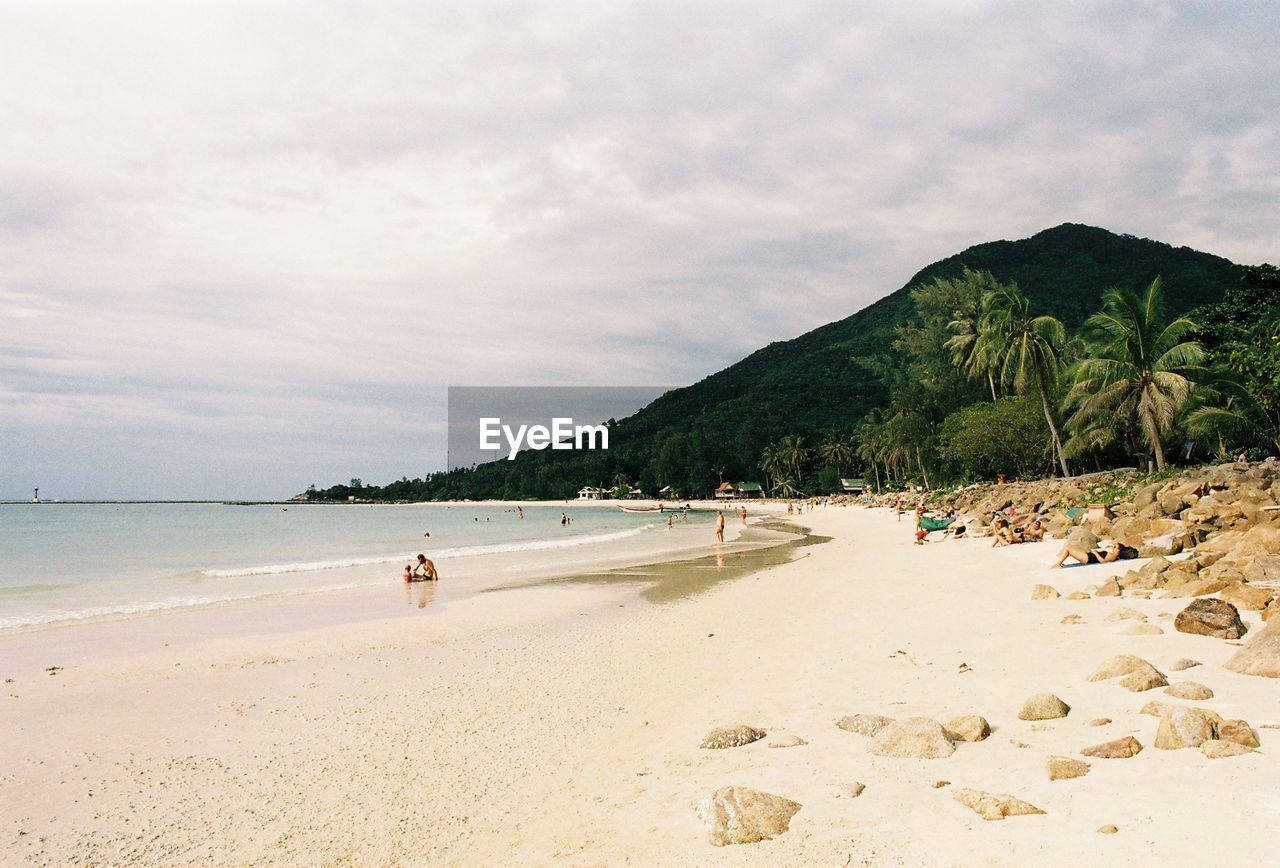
top-left (5, 505), bottom-right (1276, 864)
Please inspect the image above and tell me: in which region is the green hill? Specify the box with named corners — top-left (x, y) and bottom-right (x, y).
top-left (313, 223), bottom-right (1241, 501)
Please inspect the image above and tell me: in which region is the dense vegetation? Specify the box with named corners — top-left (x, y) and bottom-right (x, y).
top-left (306, 225), bottom-right (1276, 502)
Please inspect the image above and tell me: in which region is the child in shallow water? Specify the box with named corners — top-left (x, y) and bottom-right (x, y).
top-left (402, 565), bottom-right (413, 582)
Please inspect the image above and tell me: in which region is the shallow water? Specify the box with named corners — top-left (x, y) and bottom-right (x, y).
top-left (0, 502), bottom-right (719, 631)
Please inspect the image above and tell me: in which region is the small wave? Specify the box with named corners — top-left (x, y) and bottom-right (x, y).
top-left (0, 581), bottom-right (371, 631)
top-left (199, 524), bottom-right (657, 578)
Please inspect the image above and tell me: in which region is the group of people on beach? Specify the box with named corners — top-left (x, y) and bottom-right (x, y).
top-left (403, 553), bottom-right (438, 583)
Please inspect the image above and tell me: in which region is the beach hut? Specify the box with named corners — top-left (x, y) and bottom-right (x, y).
top-left (840, 478), bottom-right (867, 495)
top-left (577, 486), bottom-right (605, 501)
top-left (736, 481), bottom-right (763, 499)
top-left (714, 482), bottom-right (738, 500)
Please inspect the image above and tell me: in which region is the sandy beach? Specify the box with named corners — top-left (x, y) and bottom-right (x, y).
top-left (4, 503), bottom-right (1278, 865)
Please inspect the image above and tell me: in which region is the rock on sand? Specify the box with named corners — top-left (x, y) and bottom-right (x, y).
top-left (835, 714), bottom-right (893, 737)
top-left (700, 725), bottom-right (766, 749)
top-left (694, 787), bottom-right (801, 846)
top-left (1164, 682), bottom-right (1214, 701)
top-left (944, 715), bottom-right (990, 743)
top-left (1174, 598), bottom-right (1248, 639)
top-left (1047, 756), bottom-right (1090, 780)
top-left (952, 788), bottom-right (1045, 820)
top-left (868, 717), bottom-right (956, 759)
top-left (1081, 736), bottom-right (1143, 758)
top-left (1224, 617), bottom-right (1280, 678)
top-left (1018, 693), bottom-right (1069, 720)
top-left (1154, 707), bottom-right (1222, 749)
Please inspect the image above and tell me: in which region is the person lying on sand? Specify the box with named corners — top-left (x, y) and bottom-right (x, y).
top-left (1051, 539), bottom-right (1134, 568)
top-left (1022, 519), bottom-right (1045, 542)
top-left (410, 553), bottom-right (439, 581)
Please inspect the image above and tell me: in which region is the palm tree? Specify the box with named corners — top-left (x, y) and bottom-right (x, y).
top-left (945, 268), bottom-right (1004, 400)
top-left (983, 282), bottom-right (1071, 476)
top-left (818, 438), bottom-right (854, 474)
top-left (776, 434), bottom-right (807, 483)
top-left (1064, 278), bottom-right (1206, 471)
top-left (759, 445), bottom-right (781, 495)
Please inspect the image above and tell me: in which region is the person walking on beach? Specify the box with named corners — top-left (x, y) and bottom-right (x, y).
top-left (715, 510), bottom-right (725, 543)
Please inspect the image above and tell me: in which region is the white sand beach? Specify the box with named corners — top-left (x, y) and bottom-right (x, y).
top-left (3, 504), bottom-right (1278, 865)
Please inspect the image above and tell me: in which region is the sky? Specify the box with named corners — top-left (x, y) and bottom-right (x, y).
top-left (2, 1), bottom-right (1277, 499)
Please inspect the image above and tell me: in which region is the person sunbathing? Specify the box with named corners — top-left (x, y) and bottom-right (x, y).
top-left (991, 517), bottom-right (1019, 547)
top-left (1021, 519), bottom-right (1045, 542)
top-left (1052, 539), bottom-right (1121, 568)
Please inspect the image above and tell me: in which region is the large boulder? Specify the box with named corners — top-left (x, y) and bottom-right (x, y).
top-left (1018, 693), bottom-right (1070, 720)
top-left (1154, 707), bottom-right (1222, 749)
top-left (952, 788), bottom-right (1045, 820)
top-left (867, 717), bottom-right (956, 759)
top-left (1224, 617), bottom-right (1280, 678)
top-left (1066, 526), bottom-right (1100, 551)
top-left (1219, 583), bottom-right (1275, 612)
top-left (694, 787), bottom-right (802, 846)
top-left (1244, 554), bottom-right (1280, 584)
top-left (1174, 598), bottom-right (1248, 639)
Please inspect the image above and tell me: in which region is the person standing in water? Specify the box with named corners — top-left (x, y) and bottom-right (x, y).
top-left (739, 506), bottom-right (747, 525)
top-left (715, 510), bottom-right (725, 543)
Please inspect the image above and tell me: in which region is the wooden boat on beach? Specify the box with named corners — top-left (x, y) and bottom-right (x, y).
top-left (618, 505), bottom-right (663, 513)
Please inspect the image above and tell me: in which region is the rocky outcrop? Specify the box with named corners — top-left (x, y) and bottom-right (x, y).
top-left (1174, 598), bottom-right (1248, 639)
top-left (694, 787), bottom-right (801, 846)
top-left (952, 788), bottom-right (1045, 820)
top-left (867, 717), bottom-right (956, 759)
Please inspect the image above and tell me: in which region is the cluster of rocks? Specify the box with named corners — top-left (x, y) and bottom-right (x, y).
top-left (953, 460), bottom-right (1280, 631)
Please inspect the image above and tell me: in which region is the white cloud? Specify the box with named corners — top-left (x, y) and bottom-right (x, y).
top-left (1, 0), bottom-right (1277, 496)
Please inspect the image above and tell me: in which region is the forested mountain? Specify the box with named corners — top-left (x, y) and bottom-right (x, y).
top-left (309, 224), bottom-right (1246, 501)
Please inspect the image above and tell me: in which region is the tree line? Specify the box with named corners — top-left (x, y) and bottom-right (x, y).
top-left (304, 263), bottom-right (1277, 503)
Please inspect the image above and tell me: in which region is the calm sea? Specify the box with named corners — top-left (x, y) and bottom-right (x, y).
top-left (0, 502), bottom-right (689, 631)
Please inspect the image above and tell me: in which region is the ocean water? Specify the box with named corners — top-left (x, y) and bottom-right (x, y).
top-left (0, 502), bottom-right (709, 631)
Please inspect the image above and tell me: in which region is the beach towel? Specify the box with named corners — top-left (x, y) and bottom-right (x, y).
top-left (917, 517), bottom-right (955, 532)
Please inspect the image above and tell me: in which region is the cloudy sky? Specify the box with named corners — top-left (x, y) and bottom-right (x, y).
top-left (2, 1), bottom-right (1277, 498)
